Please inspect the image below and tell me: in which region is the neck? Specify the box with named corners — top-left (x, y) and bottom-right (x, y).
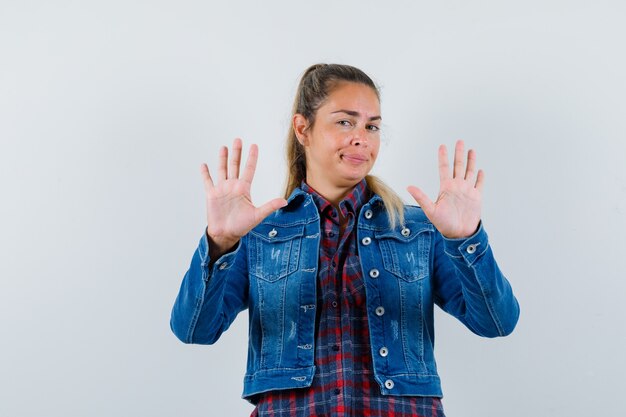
top-left (305, 176), bottom-right (358, 208)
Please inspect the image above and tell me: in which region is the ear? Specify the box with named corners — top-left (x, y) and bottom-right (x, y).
top-left (292, 114), bottom-right (310, 146)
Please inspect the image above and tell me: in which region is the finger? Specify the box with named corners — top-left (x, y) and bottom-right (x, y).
top-left (465, 148), bottom-right (477, 180)
top-left (217, 145), bottom-right (228, 181)
top-left (241, 144), bottom-right (259, 184)
top-left (438, 144), bottom-right (450, 181)
top-left (255, 198), bottom-right (289, 223)
top-left (475, 169), bottom-right (486, 192)
top-left (229, 138), bottom-right (243, 179)
top-left (200, 163), bottom-right (214, 192)
top-left (452, 140), bottom-right (465, 179)
top-left (407, 186), bottom-right (435, 216)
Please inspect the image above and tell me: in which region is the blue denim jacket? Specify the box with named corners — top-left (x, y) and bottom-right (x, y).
top-left (170, 188), bottom-right (519, 401)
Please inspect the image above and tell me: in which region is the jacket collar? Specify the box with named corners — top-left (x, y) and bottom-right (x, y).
top-left (285, 183), bottom-right (384, 209)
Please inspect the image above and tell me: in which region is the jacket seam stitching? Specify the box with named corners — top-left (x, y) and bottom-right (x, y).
top-left (470, 262), bottom-right (505, 336)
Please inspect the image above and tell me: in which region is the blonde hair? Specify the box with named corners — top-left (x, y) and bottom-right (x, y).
top-left (284, 63), bottom-right (404, 228)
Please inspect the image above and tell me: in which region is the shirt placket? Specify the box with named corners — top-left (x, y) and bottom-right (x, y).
top-left (322, 206), bottom-right (346, 415)
top-left (338, 208), bottom-right (358, 414)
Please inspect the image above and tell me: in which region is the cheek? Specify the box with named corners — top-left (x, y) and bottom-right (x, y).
top-left (371, 142), bottom-right (381, 160)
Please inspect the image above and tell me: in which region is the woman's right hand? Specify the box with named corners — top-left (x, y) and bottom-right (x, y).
top-left (202, 138), bottom-right (288, 259)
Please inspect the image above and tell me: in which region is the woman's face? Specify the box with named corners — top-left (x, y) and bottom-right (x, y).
top-left (295, 82), bottom-right (381, 194)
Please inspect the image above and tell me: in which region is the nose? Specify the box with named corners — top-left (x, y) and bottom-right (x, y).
top-left (351, 127), bottom-right (369, 147)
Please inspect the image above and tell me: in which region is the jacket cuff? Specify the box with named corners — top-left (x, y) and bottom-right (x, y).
top-left (200, 228), bottom-right (242, 279)
top-left (442, 221), bottom-right (489, 265)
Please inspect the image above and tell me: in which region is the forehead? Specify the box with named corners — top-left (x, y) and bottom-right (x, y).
top-left (321, 82), bottom-right (380, 114)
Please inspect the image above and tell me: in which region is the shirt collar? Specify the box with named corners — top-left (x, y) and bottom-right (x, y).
top-left (300, 179), bottom-right (369, 220)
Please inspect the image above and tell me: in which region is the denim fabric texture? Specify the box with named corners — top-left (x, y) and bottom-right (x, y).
top-left (170, 187), bottom-right (520, 402)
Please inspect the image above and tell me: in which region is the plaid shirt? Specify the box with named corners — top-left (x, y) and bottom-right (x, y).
top-left (250, 181), bottom-right (445, 417)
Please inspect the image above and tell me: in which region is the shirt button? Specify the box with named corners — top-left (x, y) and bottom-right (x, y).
top-left (375, 306), bottom-right (385, 316)
top-left (401, 227), bottom-right (411, 237)
top-left (331, 301), bottom-right (338, 308)
top-left (332, 345), bottom-right (340, 351)
top-left (379, 347), bottom-right (389, 357)
top-left (331, 260), bottom-right (337, 268)
top-left (327, 231), bottom-right (335, 237)
top-left (384, 379), bottom-right (394, 389)
top-left (218, 262), bottom-right (228, 270)
top-left (268, 228), bottom-right (277, 238)
top-left (364, 209), bottom-right (373, 219)
top-left (369, 268), bottom-right (380, 278)
top-left (334, 388), bottom-right (341, 395)
top-left (361, 236), bottom-right (372, 245)
top-left (466, 243), bottom-right (478, 254)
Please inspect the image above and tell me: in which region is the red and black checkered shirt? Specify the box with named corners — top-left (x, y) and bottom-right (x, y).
top-left (250, 181), bottom-right (445, 417)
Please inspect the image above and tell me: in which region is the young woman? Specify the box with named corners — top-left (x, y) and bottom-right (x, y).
top-left (171, 64), bottom-right (520, 417)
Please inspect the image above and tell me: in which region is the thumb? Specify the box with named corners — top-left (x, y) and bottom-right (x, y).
top-left (255, 198), bottom-right (288, 223)
top-left (407, 186), bottom-right (435, 216)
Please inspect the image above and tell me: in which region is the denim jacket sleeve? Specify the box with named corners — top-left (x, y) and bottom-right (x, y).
top-left (432, 222), bottom-right (520, 337)
top-left (170, 231), bottom-right (249, 344)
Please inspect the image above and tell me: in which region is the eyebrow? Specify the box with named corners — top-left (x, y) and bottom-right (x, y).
top-left (331, 109), bottom-right (382, 121)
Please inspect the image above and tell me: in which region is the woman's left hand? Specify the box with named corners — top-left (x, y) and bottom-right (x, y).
top-left (407, 140), bottom-right (484, 239)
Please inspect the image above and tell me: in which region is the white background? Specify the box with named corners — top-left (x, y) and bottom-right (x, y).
top-left (1, 1), bottom-right (625, 416)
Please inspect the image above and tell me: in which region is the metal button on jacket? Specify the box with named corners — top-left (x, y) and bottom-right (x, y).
top-left (364, 209), bottom-right (373, 219)
top-left (369, 269), bottom-right (380, 278)
top-left (361, 236), bottom-right (372, 246)
top-left (375, 306), bottom-right (385, 316)
top-left (401, 227), bottom-right (411, 237)
top-left (466, 243), bottom-right (478, 254)
top-left (379, 347), bottom-right (389, 357)
top-left (218, 262), bottom-right (228, 270)
top-left (268, 228), bottom-right (278, 238)
top-left (384, 379), bottom-right (395, 389)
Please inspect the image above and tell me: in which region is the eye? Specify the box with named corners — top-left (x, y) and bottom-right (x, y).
top-left (338, 120), bottom-right (352, 127)
top-left (367, 124), bottom-right (380, 132)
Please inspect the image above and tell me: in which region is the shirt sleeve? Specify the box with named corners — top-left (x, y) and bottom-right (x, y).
top-left (170, 230), bottom-right (249, 344)
top-left (432, 222), bottom-right (520, 337)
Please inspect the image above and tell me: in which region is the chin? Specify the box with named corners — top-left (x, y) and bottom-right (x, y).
top-left (351, 166), bottom-right (371, 178)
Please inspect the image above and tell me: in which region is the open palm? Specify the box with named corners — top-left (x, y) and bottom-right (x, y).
top-left (407, 140), bottom-right (484, 239)
top-left (202, 138), bottom-right (287, 256)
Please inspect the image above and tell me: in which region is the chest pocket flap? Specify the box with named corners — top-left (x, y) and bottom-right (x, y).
top-left (374, 222), bottom-right (434, 282)
top-left (249, 223), bottom-right (305, 281)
